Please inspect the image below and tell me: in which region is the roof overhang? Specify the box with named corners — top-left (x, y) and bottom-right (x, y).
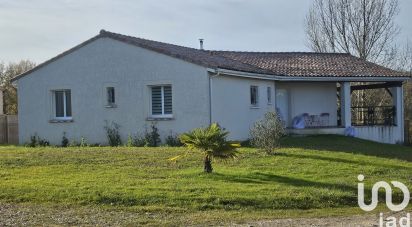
top-left (209, 68), bottom-right (410, 82)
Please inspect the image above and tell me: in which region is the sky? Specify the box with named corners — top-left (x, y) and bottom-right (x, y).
top-left (0, 0), bottom-right (411, 63)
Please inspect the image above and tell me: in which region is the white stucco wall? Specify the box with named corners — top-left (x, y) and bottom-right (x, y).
top-left (211, 75), bottom-right (276, 140)
top-left (17, 37), bottom-right (210, 145)
top-left (276, 82), bottom-right (338, 127)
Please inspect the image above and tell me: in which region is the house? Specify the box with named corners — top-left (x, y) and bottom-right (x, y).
top-left (12, 30), bottom-right (410, 145)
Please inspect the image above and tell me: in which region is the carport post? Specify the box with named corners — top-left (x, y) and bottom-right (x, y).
top-left (340, 82), bottom-right (351, 128)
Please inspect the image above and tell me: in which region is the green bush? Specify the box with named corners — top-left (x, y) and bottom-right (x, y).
top-left (104, 121), bottom-right (122, 146)
top-left (179, 123), bottom-right (239, 173)
top-left (61, 132), bottom-right (69, 147)
top-left (126, 134), bottom-right (134, 147)
top-left (250, 111), bottom-right (286, 154)
top-left (165, 132), bottom-right (183, 147)
top-left (144, 123), bottom-right (160, 147)
top-left (80, 137), bottom-right (88, 147)
top-left (28, 134), bottom-right (50, 147)
top-left (126, 133), bottom-right (147, 147)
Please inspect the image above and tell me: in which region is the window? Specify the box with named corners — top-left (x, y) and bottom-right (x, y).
top-left (250, 86), bottom-right (259, 106)
top-left (106, 87), bottom-right (115, 106)
top-left (151, 85), bottom-right (172, 117)
top-left (267, 87), bottom-right (272, 104)
top-left (54, 90), bottom-right (72, 119)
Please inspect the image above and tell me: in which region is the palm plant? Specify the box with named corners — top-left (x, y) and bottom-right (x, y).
top-left (179, 123), bottom-right (239, 173)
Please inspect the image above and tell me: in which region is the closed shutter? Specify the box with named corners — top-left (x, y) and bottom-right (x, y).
top-left (163, 86), bottom-right (172, 114)
top-left (151, 85), bottom-right (172, 116)
top-left (65, 90), bottom-right (72, 117)
top-left (151, 86), bottom-right (163, 115)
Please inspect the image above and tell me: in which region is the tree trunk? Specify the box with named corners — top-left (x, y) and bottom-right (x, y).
top-left (203, 155), bottom-right (213, 173)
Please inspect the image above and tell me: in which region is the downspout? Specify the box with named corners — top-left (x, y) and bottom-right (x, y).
top-left (401, 82), bottom-right (405, 143)
top-left (208, 70), bottom-right (220, 125)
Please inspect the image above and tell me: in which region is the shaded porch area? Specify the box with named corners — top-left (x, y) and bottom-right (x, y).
top-left (281, 81), bottom-right (404, 144)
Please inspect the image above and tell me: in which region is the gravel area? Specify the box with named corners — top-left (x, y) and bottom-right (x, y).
top-left (0, 203), bottom-right (409, 226)
top-left (0, 203), bottom-right (151, 226)
top-left (236, 211), bottom-right (409, 227)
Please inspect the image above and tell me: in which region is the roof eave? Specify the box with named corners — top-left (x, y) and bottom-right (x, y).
top-left (212, 68), bottom-right (410, 82)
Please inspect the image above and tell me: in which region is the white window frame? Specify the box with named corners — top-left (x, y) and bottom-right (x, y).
top-left (267, 86), bottom-right (272, 105)
top-left (52, 89), bottom-right (72, 120)
top-left (250, 85), bottom-right (259, 107)
top-left (150, 85), bottom-right (173, 118)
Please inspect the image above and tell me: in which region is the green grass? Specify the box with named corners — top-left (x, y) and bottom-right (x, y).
top-left (0, 135), bottom-right (411, 225)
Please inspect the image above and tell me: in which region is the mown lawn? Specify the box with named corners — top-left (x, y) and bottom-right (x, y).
top-left (0, 135), bottom-right (411, 225)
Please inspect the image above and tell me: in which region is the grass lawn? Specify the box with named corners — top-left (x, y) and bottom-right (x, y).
top-left (0, 135), bottom-right (411, 225)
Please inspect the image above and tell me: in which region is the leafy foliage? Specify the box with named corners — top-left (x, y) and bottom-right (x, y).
top-left (144, 122), bottom-right (161, 147)
top-left (179, 123), bottom-right (239, 173)
top-left (28, 133), bottom-right (50, 147)
top-left (0, 60), bottom-right (36, 114)
top-left (126, 133), bottom-right (146, 147)
top-left (165, 132), bottom-right (183, 147)
top-left (126, 134), bottom-right (134, 147)
top-left (61, 132), bottom-right (69, 147)
top-left (80, 137), bottom-right (88, 147)
top-left (250, 111), bottom-right (286, 154)
top-left (104, 121), bottom-right (122, 146)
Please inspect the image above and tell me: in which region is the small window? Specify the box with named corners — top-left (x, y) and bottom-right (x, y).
top-left (53, 90), bottom-right (72, 119)
top-left (106, 87), bottom-right (116, 106)
top-left (151, 85), bottom-right (172, 117)
top-left (267, 87), bottom-right (272, 104)
top-left (250, 86), bottom-right (259, 106)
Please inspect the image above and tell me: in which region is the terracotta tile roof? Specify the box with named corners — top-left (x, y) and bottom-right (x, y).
top-left (100, 30), bottom-right (407, 78)
top-left (99, 30), bottom-right (271, 75)
top-left (12, 30), bottom-right (409, 82)
top-left (212, 51), bottom-right (407, 78)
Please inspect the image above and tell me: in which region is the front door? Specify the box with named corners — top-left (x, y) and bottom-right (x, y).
top-left (276, 89), bottom-right (289, 127)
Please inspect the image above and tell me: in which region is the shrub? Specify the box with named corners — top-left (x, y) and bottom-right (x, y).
top-left (240, 139), bottom-right (252, 147)
top-left (104, 121), bottom-right (122, 146)
top-left (179, 123), bottom-right (239, 173)
top-left (28, 134), bottom-right (50, 147)
top-left (29, 134), bottom-right (38, 147)
top-left (133, 134), bottom-right (146, 147)
top-left (61, 132), bottom-right (69, 147)
top-left (38, 138), bottom-right (50, 147)
top-left (126, 134), bottom-right (134, 147)
top-left (126, 133), bottom-right (146, 147)
top-left (165, 132), bottom-right (183, 147)
top-left (80, 137), bottom-right (88, 147)
top-left (250, 111), bottom-right (286, 154)
top-left (144, 122), bottom-right (161, 147)
top-left (68, 140), bottom-right (80, 147)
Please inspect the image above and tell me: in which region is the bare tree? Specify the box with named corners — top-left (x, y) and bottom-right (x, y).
top-left (0, 60), bottom-right (36, 114)
top-left (392, 40), bottom-right (412, 74)
top-left (306, 0), bottom-right (400, 64)
top-left (305, 0), bottom-right (402, 113)
top-left (395, 41), bottom-right (412, 119)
